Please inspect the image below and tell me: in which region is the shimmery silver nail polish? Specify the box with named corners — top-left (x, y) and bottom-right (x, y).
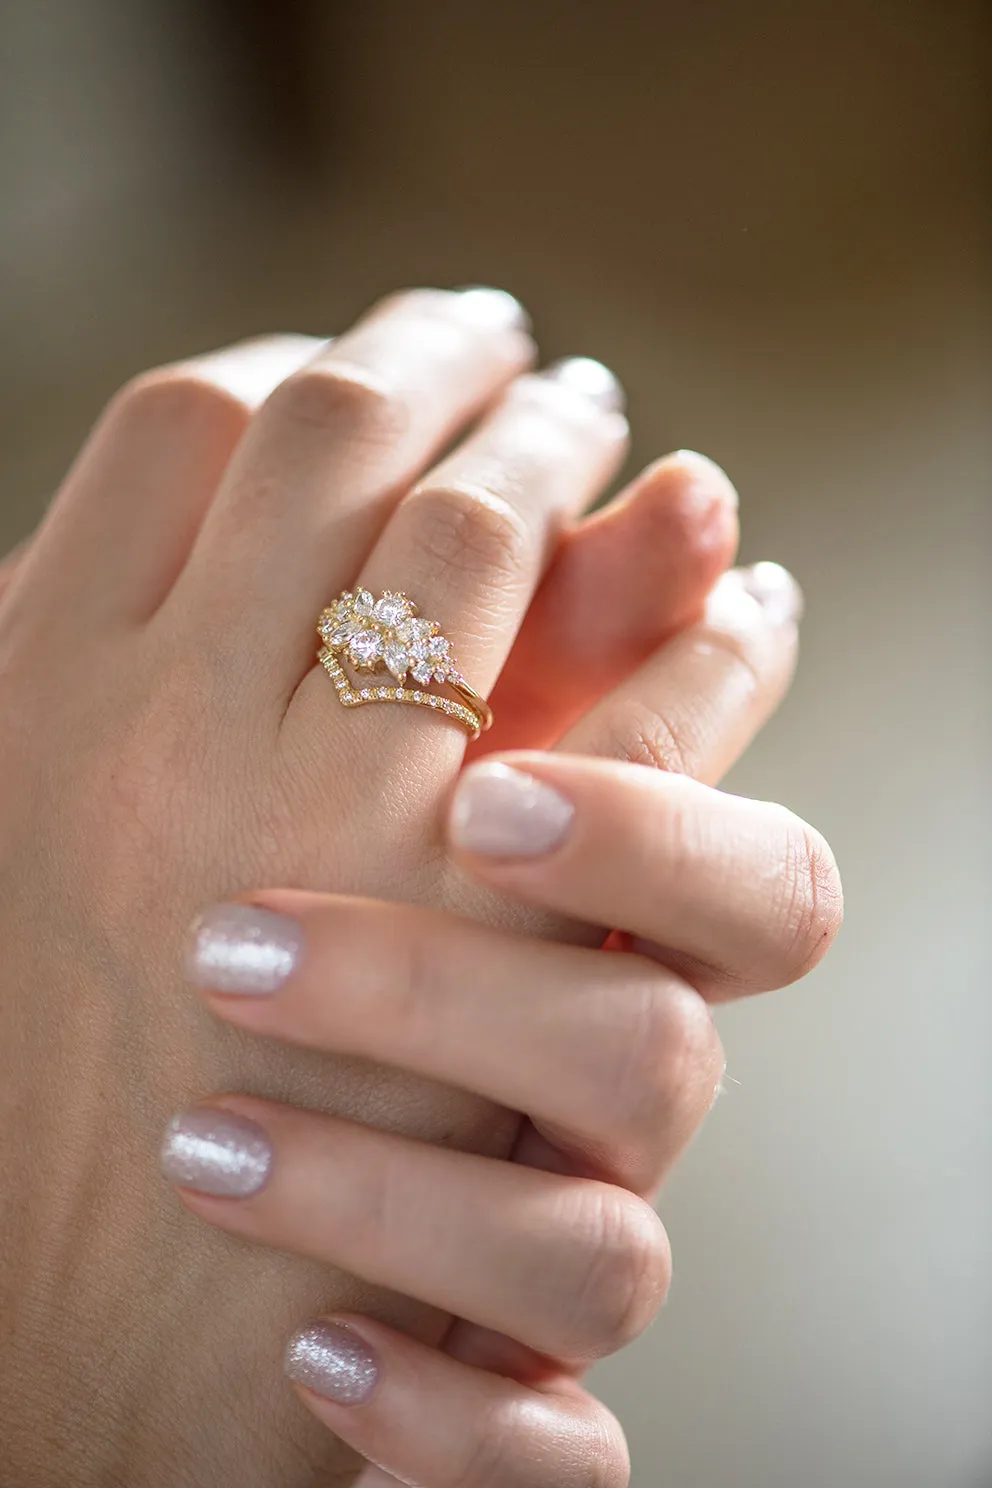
top-left (540, 356), bottom-right (626, 413)
top-left (187, 903), bottom-right (304, 995)
top-left (450, 762), bottom-right (576, 858)
top-left (160, 1108), bottom-right (272, 1197)
top-left (740, 561), bottom-right (804, 626)
top-left (284, 1321), bottom-right (379, 1405)
top-left (450, 285), bottom-right (532, 333)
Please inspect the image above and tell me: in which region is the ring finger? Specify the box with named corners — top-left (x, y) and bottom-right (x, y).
top-left (286, 359), bottom-right (628, 751)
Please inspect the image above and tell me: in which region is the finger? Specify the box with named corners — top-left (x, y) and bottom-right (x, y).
top-left (285, 360), bottom-right (628, 760)
top-left (354, 359), bottom-right (627, 691)
top-left (171, 287), bottom-right (535, 691)
top-left (160, 1098), bottom-right (670, 1364)
top-left (19, 336), bottom-right (324, 629)
top-left (482, 449), bottom-right (740, 752)
top-left (283, 1314), bottom-right (630, 1488)
top-left (560, 560), bottom-right (803, 783)
top-left (188, 894), bottom-right (723, 1191)
top-left (446, 760), bottom-right (843, 999)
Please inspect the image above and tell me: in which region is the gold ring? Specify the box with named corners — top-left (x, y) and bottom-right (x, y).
top-left (316, 589), bottom-right (493, 740)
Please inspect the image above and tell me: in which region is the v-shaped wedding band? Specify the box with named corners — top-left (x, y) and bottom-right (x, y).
top-left (316, 589), bottom-right (493, 740)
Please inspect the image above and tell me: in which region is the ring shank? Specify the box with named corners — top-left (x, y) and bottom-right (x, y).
top-left (452, 678), bottom-right (493, 734)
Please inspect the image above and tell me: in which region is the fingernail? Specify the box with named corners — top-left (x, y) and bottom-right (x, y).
top-left (740, 561), bottom-right (804, 626)
top-left (670, 449), bottom-right (740, 511)
top-left (160, 1108), bottom-right (272, 1197)
top-left (450, 285), bottom-right (532, 334)
top-left (187, 902), bottom-right (304, 996)
top-left (285, 1321), bottom-right (379, 1405)
top-left (540, 356), bottom-right (625, 412)
top-left (450, 762), bottom-right (575, 858)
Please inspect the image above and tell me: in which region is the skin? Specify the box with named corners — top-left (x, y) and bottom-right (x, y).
top-left (0, 287), bottom-right (840, 1487)
top-left (176, 754), bottom-right (840, 1487)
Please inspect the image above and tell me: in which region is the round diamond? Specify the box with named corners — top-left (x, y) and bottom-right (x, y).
top-left (373, 594), bottom-right (413, 627)
top-left (349, 630), bottom-right (383, 668)
top-left (411, 661), bottom-right (433, 685)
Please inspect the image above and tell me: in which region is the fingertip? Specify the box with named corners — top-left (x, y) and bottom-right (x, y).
top-left (712, 562), bottom-right (804, 630)
top-left (646, 448), bottom-right (740, 515)
top-left (739, 560), bottom-right (805, 626)
top-left (284, 1317), bottom-right (380, 1407)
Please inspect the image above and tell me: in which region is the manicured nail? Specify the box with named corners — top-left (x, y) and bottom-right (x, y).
top-left (450, 762), bottom-right (575, 857)
top-left (451, 285), bottom-right (532, 333)
top-left (285, 1321), bottom-right (379, 1405)
top-left (740, 561), bottom-right (804, 626)
top-left (160, 1108), bottom-right (272, 1197)
top-left (540, 356), bottom-right (625, 413)
top-left (187, 902), bottom-right (304, 996)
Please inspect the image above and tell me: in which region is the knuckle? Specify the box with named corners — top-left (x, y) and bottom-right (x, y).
top-left (608, 699), bottom-right (701, 777)
top-left (609, 981), bottom-right (723, 1143)
top-left (403, 481), bottom-right (532, 585)
top-left (106, 366), bottom-right (253, 443)
top-left (265, 361), bottom-right (410, 445)
top-left (456, 1397), bottom-right (630, 1488)
top-left (572, 1189), bottom-right (671, 1357)
top-left (776, 814), bottom-right (844, 981)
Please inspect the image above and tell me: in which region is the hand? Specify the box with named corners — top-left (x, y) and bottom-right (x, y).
top-left (160, 745), bottom-right (839, 1487)
top-left (0, 285), bottom-right (781, 1487)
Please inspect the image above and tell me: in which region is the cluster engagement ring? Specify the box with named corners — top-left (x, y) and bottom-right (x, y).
top-left (317, 589), bottom-right (493, 740)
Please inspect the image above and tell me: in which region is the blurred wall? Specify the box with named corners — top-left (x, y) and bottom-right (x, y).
top-left (1, 2), bottom-right (989, 1484)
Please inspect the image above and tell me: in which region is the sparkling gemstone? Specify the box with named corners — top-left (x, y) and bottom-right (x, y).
top-left (349, 630), bottom-right (383, 667)
top-left (397, 617), bottom-right (433, 643)
top-left (330, 620), bottom-right (358, 646)
top-left (427, 636), bottom-right (451, 661)
top-left (373, 594), bottom-right (412, 626)
top-left (353, 589), bottom-right (375, 617)
top-left (384, 640), bottom-right (410, 680)
top-left (411, 660), bottom-right (433, 685)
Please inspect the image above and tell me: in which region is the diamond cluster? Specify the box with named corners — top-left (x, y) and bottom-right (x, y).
top-left (317, 589), bottom-right (464, 688)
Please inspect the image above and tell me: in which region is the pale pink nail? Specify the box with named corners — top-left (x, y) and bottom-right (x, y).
top-left (450, 762), bottom-right (575, 857)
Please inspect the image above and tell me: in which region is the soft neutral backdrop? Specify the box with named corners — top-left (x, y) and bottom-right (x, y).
top-left (2, 3), bottom-right (989, 1484)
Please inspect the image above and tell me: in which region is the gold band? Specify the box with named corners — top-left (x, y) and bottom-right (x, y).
top-left (316, 589), bottom-right (493, 740)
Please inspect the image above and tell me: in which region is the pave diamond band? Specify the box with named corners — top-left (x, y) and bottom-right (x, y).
top-left (316, 589), bottom-right (493, 739)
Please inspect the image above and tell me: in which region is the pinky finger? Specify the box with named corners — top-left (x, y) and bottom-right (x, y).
top-left (286, 1314), bottom-right (629, 1488)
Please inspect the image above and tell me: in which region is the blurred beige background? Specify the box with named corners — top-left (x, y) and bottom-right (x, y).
top-left (2, 2), bottom-right (989, 1484)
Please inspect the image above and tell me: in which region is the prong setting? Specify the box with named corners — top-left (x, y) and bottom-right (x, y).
top-left (316, 589), bottom-right (491, 738)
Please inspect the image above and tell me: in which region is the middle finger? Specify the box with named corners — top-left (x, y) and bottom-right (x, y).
top-left (160, 1095), bottom-right (670, 1366)
top-left (187, 893), bottom-right (722, 1192)
top-left (169, 287), bottom-right (534, 694)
